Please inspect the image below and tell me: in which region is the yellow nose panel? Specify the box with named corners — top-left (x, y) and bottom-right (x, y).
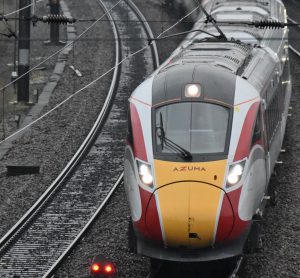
top-left (153, 160), bottom-right (227, 248)
top-left (157, 183), bottom-right (190, 246)
top-left (189, 182), bottom-right (222, 247)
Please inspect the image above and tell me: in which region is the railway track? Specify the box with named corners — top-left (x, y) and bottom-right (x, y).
top-left (0, 0), bottom-right (159, 277)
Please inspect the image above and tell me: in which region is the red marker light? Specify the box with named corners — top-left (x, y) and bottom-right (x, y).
top-left (91, 263), bottom-right (101, 272)
top-left (104, 263), bottom-right (115, 274)
top-left (90, 256), bottom-right (116, 277)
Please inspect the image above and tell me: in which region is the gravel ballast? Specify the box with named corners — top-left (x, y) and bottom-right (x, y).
top-left (0, 0), bottom-right (115, 239)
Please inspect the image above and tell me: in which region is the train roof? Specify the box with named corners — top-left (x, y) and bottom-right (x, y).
top-left (150, 0), bottom-right (287, 102)
top-left (166, 42), bottom-right (253, 75)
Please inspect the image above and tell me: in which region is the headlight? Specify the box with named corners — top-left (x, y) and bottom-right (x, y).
top-left (137, 160), bottom-right (153, 186)
top-left (185, 84), bottom-right (201, 98)
top-left (227, 161), bottom-right (246, 187)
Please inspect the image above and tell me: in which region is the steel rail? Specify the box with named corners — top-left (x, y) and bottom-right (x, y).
top-left (228, 256), bottom-right (244, 278)
top-left (125, 0), bottom-right (160, 68)
top-left (44, 0), bottom-right (160, 275)
top-left (41, 1), bottom-right (123, 276)
top-left (44, 174), bottom-right (124, 278)
top-left (0, 0), bottom-right (122, 273)
top-left (42, 1), bottom-right (160, 276)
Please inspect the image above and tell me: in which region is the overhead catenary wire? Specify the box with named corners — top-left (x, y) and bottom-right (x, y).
top-left (1, 0), bottom-right (299, 28)
top-left (0, 5), bottom-right (199, 145)
top-left (152, 28), bottom-right (220, 42)
top-left (289, 45), bottom-right (300, 57)
top-left (1, 16), bottom-right (198, 24)
top-left (1, 2), bottom-right (299, 144)
top-left (288, 17), bottom-right (298, 25)
top-left (0, 0), bottom-right (123, 93)
top-left (216, 19), bottom-right (300, 29)
top-left (157, 6), bottom-right (198, 39)
top-left (2, 13), bottom-right (300, 28)
top-left (2, 16), bottom-right (300, 28)
top-left (1, 36), bottom-right (299, 43)
top-left (3, 0), bottom-right (44, 17)
top-left (0, 0), bottom-right (197, 92)
top-left (0, 1), bottom-right (299, 89)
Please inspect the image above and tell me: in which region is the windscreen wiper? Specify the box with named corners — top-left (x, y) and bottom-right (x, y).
top-left (157, 113), bottom-right (192, 161)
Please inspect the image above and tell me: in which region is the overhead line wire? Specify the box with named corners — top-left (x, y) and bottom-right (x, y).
top-left (3, 0), bottom-right (44, 17)
top-left (0, 0), bottom-right (122, 93)
top-left (0, 36), bottom-right (299, 42)
top-left (2, 3), bottom-right (298, 145)
top-left (0, 5), bottom-right (199, 145)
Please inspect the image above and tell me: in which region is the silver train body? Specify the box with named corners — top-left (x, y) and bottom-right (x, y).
top-left (124, 0), bottom-right (291, 262)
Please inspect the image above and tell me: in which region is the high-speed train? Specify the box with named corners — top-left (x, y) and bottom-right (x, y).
top-left (124, 0), bottom-right (291, 263)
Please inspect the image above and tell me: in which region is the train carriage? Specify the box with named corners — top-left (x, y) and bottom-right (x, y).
top-left (124, 0), bottom-right (291, 262)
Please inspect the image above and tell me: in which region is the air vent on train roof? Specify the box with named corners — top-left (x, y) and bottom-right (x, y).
top-left (233, 43), bottom-right (251, 53)
top-left (224, 55), bottom-right (240, 65)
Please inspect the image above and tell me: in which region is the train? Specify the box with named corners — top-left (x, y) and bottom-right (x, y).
top-left (124, 0), bottom-right (291, 264)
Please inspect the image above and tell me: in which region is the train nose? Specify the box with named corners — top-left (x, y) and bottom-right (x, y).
top-left (146, 182), bottom-right (233, 248)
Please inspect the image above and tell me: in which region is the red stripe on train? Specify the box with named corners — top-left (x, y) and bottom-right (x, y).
top-left (130, 103), bottom-right (148, 162)
top-left (216, 187), bottom-right (250, 243)
top-left (215, 192), bottom-right (234, 242)
top-left (234, 102), bottom-right (260, 161)
top-left (216, 103), bottom-right (259, 243)
top-left (133, 187), bottom-right (163, 243)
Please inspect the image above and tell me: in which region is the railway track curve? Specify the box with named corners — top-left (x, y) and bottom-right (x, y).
top-left (0, 0), bottom-right (159, 277)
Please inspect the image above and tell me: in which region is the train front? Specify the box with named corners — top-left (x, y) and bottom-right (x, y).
top-left (124, 63), bottom-right (262, 262)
